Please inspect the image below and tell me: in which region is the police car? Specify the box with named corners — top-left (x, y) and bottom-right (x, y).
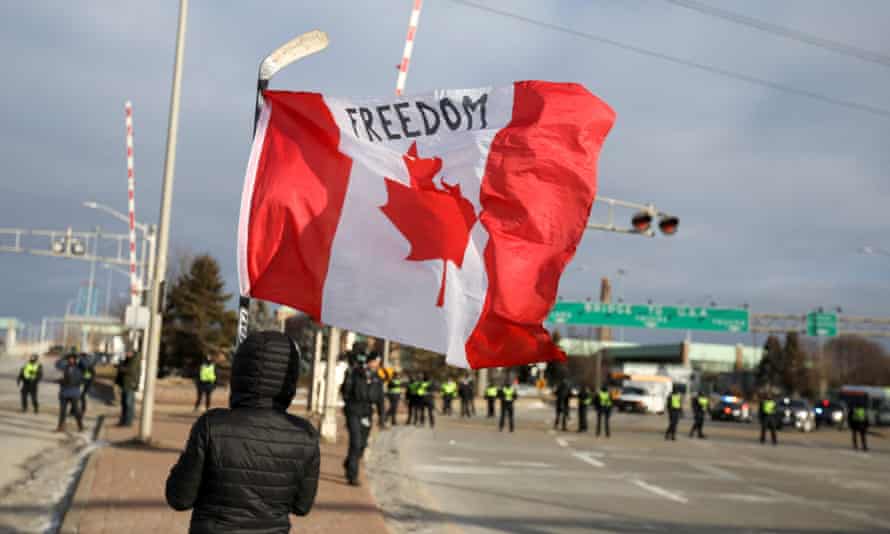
top-left (710, 395), bottom-right (752, 423)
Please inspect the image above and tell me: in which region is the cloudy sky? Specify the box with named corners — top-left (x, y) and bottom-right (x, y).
top-left (1, 1), bottom-right (888, 345)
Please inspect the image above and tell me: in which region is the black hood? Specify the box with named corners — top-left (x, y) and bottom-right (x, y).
top-left (230, 330), bottom-right (300, 410)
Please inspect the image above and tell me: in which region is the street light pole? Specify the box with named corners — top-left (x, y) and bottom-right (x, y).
top-left (140, 0), bottom-right (188, 444)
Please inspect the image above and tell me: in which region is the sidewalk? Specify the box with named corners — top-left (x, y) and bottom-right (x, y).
top-left (61, 382), bottom-right (389, 533)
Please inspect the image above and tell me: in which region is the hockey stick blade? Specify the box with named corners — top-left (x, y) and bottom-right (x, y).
top-left (259, 30), bottom-right (329, 81)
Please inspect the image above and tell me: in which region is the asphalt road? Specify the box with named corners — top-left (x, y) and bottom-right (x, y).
top-left (0, 354), bottom-right (104, 533)
top-left (370, 398), bottom-right (890, 534)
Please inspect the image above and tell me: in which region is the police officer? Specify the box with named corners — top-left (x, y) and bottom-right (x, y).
top-left (485, 382), bottom-right (498, 418)
top-left (369, 351), bottom-right (386, 429)
top-left (56, 353), bottom-right (84, 432)
top-left (342, 352), bottom-right (382, 486)
top-left (441, 377), bottom-right (458, 416)
top-left (595, 385), bottom-right (612, 438)
top-left (194, 355), bottom-right (217, 411)
top-left (688, 392), bottom-right (709, 439)
top-left (577, 386), bottom-right (591, 433)
top-left (664, 388), bottom-right (683, 441)
top-left (77, 353), bottom-right (96, 416)
top-left (759, 393), bottom-right (778, 445)
top-left (386, 371), bottom-right (403, 427)
top-left (417, 373), bottom-right (435, 428)
top-left (554, 379), bottom-right (571, 431)
top-left (458, 376), bottom-right (474, 418)
top-left (498, 380), bottom-right (518, 432)
top-left (17, 354), bottom-right (43, 413)
top-left (406, 374), bottom-right (419, 425)
top-left (849, 396), bottom-right (869, 452)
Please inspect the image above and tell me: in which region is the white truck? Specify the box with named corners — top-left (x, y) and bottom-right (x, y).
top-left (617, 375), bottom-right (674, 414)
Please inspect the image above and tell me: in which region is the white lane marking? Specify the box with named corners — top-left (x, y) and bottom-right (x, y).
top-left (497, 461), bottom-right (554, 468)
top-left (572, 451), bottom-right (605, 468)
top-left (691, 462), bottom-right (741, 481)
top-left (753, 486), bottom-right (804, 503)
top-left (438, 456), bottom-right (478, 463)
top-left (631, 479), bottom-right (688, 504)
top-left (833, 509), bottom-right (890, 530)
top-left (556, 437), bottom-right (569, 448)
top-left (838, 450), bottom-right (871, 459)
top-left (712, 493), bottom-right (773, 503)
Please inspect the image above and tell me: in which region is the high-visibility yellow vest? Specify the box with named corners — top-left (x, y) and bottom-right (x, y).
top-left (598, 391), bottom-right (612, 407)
top-left (763, 400), bottom-right (776, 415)
top-left (583, 394), bottom-right (593, 406)
top-left (199, 363), bottom-right (216, 383)
top-left (853, 407), bottom-right (867, 422)
top-left (23, 362), bottom-right (40, 381)
top-left (389, 379), bottom-right (403, 394)
top-left (485, 386), bottom-right (498, 398)
top-left (501, 386), bottom-right (515, 402)
top-left (698, 397), bottom-right (709, 410)
top-left (442, 382), bottom-right (457, 396)
top-left (417, 381), bottom-right (430, 396)
top-left (670, 394), bottom-right (682, 410)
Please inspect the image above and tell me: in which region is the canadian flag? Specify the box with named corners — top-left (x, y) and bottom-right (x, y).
top-left (238, 81), bottom-right (615, 369)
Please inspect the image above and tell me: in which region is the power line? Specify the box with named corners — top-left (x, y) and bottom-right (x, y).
top-left (450, 0), bottom-right (890, 119)
top-left (663, 0), bottom-right (890, 68)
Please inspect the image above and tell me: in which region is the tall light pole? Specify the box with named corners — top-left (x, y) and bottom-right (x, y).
top-left (140, 0), bottom-right (188, 444)
top-left (84, 201), bottom-right (157, 394)
top-left (615, 268), bottom-right (627, 342)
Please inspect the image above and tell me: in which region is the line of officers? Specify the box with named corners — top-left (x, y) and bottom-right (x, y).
top-left (553, 380), bottom-right (615, 437)
top-left (662, 388), bottom-right (871, 451)
top-left (338, 345), bottom-right (520, 485)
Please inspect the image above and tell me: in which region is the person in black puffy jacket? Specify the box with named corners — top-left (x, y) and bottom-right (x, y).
top-left (165, 330), bottom-right (320, 534)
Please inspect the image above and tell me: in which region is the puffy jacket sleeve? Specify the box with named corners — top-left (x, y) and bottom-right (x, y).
top-left (292, 439), bottom-right (320, 516)
top-left (165, 413), bottom-right (209, 510)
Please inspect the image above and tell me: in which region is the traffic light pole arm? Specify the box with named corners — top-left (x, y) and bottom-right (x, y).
top-left (586, 196), bottom-right (678, 237)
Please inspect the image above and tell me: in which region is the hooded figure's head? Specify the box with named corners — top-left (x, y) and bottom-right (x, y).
top-left (230, 330), bottom-right (300, 411)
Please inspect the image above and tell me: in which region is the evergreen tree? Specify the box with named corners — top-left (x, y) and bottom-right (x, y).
top-left (160, 254), bottom-right (237, 375)
top-left (782, 331), bottom-right (809, 396)
top-left (756, 335), bottom-right (784, 390)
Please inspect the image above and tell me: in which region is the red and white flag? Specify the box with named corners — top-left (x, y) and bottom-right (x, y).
top-left (238, 81), bottom-right (615, 369)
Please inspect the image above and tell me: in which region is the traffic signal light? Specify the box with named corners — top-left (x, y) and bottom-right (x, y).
top-left (631, 211), bottom-right (652, 233)
top-left (658, 216), bottom-right (679, 236)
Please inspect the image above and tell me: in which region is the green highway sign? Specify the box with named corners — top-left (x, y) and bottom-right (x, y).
top-left (547, 302), bottom-right (749, 333)
top-left (806, 312), bottom-right (838, 337)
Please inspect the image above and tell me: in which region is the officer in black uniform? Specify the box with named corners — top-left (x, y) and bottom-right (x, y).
top-left (849, 396), bottom-right (869, 452)
top-left (418, 373), bottom-right (435, 428)
top-left (595, 386), bottom-right (612, 438)
top-left (664, 388), bottom-right (683, 441)
top-left (458, 376), bottom-right (474, 418)
top-left (386, 371), bottom-right (403, 427)
top-left (759, 393), bottom-right (778, 445)
top-left (498, 381), bottom-right (518, 432)
top-left (341, 351), bottom-right (382, 486)
top-left (577, 386), bottom-right (591, 433)
top-left (554, 379), bottom-right (571, 431)
top-left (688, 392), bottom-right (709, 439)
top-left (77, 353), bottom-right (96, 416)
top-left (368, 351), bottom-right (386, 429)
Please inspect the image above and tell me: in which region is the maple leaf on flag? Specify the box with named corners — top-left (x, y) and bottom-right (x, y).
top-left (380, 142), bottom-right (477, 307)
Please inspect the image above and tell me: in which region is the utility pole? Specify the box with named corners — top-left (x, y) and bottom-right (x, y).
top-left (140, 0), bottom-right (187, 444)
top-left (321, 327), bottom-right (341, 442)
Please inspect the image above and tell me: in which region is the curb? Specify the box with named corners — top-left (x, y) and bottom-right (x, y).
top-left (57, 414), bottom-right (106, 534)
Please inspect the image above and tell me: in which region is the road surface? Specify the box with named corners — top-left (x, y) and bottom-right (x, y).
top-left (370, 398), bottom-right (890, 533)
